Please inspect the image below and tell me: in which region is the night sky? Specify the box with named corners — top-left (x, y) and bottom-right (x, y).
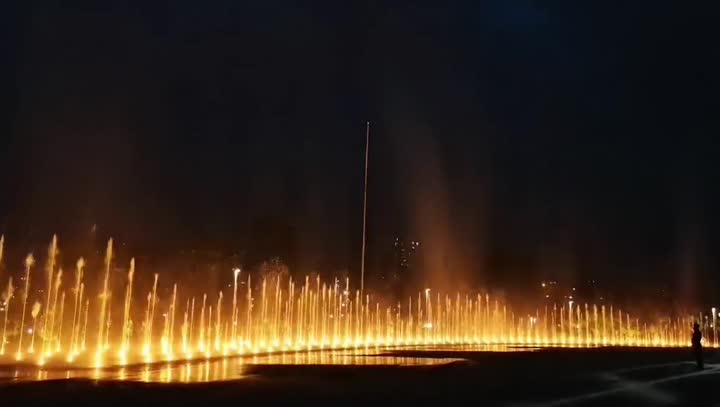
top-left (1, 2), bottom-right (718, 302)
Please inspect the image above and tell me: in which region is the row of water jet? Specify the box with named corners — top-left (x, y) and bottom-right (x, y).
top-left (0, 235), bottom-right (715, 368)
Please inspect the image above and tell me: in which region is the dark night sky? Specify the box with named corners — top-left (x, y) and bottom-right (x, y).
top-left (0, 2), bottom-right (718, 301)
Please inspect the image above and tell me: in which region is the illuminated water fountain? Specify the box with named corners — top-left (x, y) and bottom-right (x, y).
top-left (15, 254), bottom-right (34, 360)
top-left (0, 235), bottom-right (714, 371)
top-left (1, 276), bottom-right (13, 355)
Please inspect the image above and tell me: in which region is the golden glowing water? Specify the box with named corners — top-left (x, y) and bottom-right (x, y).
top-left (6, 345), bottom-right (499, 383)
top-left (0, 236), bottom-right (716, 370)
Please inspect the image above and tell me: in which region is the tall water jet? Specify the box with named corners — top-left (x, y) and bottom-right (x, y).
top-left (69, 258), bottom-right (84, 357)
top-left (610, 305), bottom-right (615, 345)
top-left (161, 305), bottom-right (169, 355)
top-left (182, 298), bottom-right (189, 355)
top-left (199, 293), bottom-right (207, 352)
top-left (189, 296), bottom-right (195, 352)
top-left (246, 275), bottom-right (252, 348)
top-left (56, 291), bottom-right (65, 352)
top-left (713, 307), bottom-right (717, 348)
top-left (46, 267), bottom-right (62, 358)
top-left (261, 278), bottom-right (267, 345)
top-left (150, 274), bottom-right (159, 348)
top-left (207, 306), bottom-right (212, 355)
top-left (41, 235), bottom-right (58, 358)
top-left (120, 258), bottom-right (135, 362)
top-left (105, 298), bottom-right (112, 351)
top-left (231, 268), bottom-right (240, 348)
top-left (223, 320), bottom-right (229, 353)
top-left (590, 304), bottom-right (597, 344)
top-left (168, 283), bottom-right (177, 360)
top-left (96, 238), bottom-right (113, 364)
top-left (142, 293), bottom-right (151, 360)
top-left (16, 254), bottom-right (34, 360)
top-left (215, 291), bottom-right (223, 351)
top-left (0, 234), bottom-right (4, 348)
top-left (81, 298), bottom-right (89, 351)
top-left (29, 301), bottom-right (41, 353)
top-left (0, 235), bottom-right (4, 278)
top-left (602, 305), bottom-right (607, 345)
top-left (1, 277), bottom-right (13, 355)
top-left (76, 283), bottom-right (85, 352)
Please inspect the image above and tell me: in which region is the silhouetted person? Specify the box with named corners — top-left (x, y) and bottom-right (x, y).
top-left (692, 322), bottom-right (703, 369)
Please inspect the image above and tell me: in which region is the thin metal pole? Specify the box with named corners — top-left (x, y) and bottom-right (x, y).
top-left (360, 121), bottom-right (370, 295)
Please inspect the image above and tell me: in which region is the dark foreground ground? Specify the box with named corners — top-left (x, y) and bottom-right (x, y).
top-left (2, 347), bottom-right (717, 406)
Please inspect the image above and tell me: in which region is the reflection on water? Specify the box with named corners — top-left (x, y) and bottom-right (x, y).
top-left (1, 344), bottom-right (530, 383)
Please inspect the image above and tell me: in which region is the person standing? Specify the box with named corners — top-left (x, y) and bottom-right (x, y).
top-left (692, 322), bottom-right (703, 369)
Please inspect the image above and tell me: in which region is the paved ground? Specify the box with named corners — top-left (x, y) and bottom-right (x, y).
top-left (1, 347), bottom-right (717, 405)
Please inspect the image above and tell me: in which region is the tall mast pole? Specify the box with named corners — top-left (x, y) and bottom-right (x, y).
top-left (360, 121), bottom-right (370, 295)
